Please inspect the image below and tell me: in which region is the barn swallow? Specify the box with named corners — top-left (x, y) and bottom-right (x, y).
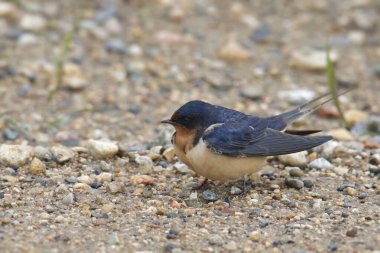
top-left (161, 89), bottom-right (350, 182)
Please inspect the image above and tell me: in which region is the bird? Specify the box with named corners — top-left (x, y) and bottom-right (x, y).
top-left (161, 89), bottom-right (350, 182)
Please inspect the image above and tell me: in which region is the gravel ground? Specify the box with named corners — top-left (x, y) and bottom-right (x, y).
top-left (0, 0), bottom-right (380, 252)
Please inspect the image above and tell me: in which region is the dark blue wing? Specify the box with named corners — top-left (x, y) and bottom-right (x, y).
top-left (203, 121), bottom-right (332, 157)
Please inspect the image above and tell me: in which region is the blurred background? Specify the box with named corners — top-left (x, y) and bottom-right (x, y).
top-left (0, 0), bottom-right (379, 147)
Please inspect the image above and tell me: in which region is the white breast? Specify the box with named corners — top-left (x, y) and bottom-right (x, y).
top-left (184, 139), bottom-right (267, 181)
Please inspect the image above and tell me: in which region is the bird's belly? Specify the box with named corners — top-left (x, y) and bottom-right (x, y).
top-left (184, 139), bottom-right (267, 181)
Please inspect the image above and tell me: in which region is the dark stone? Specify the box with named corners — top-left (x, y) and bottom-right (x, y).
top-left (202, 190), bottom-right (218, 202)
top-left (105, 39), bottom-right (127, 54)
top-left (90, 182), bottom-right (103, 189)
top-left (337, 183), bottom-right (356, 191)
top-left (3, 128), bottom-right (19, 140)
top-left (164, 242), bottom-right (179, 252)
top-left (358, 192), bottom-right (367, 200)
top-left (65, 177), bottom-right (77, 184)
top-left (285, 177), bottom-right (304, 190)
top-left (328, 242), bottom-right (338, 251)
top-left (369, 167), bottom-right (380, 175)
top-left (303, 179), bottom-right (314, 188)
top-left (251, 25), bottom-right (271, 43)
top-left (346, 227), bottom-right (357, 237)
top-left (259, 220), bottom-right (270, 228)
top-left (167, 227), bottom-right (182, 239)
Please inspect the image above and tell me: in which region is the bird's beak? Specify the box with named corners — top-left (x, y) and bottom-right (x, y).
top-left (161, 119), bottom-right (177, 125)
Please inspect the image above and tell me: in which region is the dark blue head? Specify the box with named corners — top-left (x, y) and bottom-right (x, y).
top-left (161, 100), bottom-right (214, 129)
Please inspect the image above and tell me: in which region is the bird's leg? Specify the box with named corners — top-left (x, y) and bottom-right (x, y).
top-left (192, 178), bottom-right (208, 190)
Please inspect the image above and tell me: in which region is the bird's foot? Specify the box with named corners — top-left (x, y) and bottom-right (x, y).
top-left (192, 178), bottom-right (209, 190)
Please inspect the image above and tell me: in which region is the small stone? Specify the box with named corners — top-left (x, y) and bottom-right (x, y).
top-left (63, 63), bottom-right (88, 90)
top-left (288, 167), bottom-right (304, 177)
top-left (344, 110), bottom-right (367, 126)
top-left (101, 203), bottom-right (115, 213)
top-left (358, 192), bottom-right (367, 200)
top-left (250, 25), bottom-right (271, 43)
top-left (202, 190), bottom-right (219, 202)
top-left (167, 227), bottom-right (182, 239)
top-left (0, 2), bottom-right (17, 18)
top-left (174, 162), bottom-right (193, 174)
top-left (73, 183), bottom-right (91, 191)
top-left (108, 233), bottom-right (120, 246)
top-left (333, 166), bottom-right (348, 176)
top-left (168, 6), bottom-right (184, 21)
top-left (290, 49), bottom-right (339, 71)
top-left (285, 177), bottom-right (304, 190)
top-left (343, 187), bottom-right (357, 196)
top-left (208, 235), bottom-right (223, 246)
top-left (369, 167), bottom-right (380, 175)
top-left (51, 145), bottom-right (75, 163)
top-left (87, 139), bottom-right (118, 158)
top-left (337, 183), bottom-right (356, 191)
top-left (3, 128), bottom-right (19, 140)
top-left (329, 128), bottom-right (354, 141)
top-left (224, 241), bottom-right (237, 251)
top-left (230, 186), bottom-right (242, 195)
top-left (106, 182), bottom-right (125, 194)
top-left (163, 147), bottom-right (176, 162)
top-left (249, 231), bottom-right (261, 242)
top-left (77, 175), bottom-right (93, 185)
top-left (90, 182), bottom-right (103, 189)
top-left (105, 39), bottom-right (127, 54)
top-left (62, 193), bottom-right (74, 206)
top-left (278, 151), bottom-right (308, 168)
top-left (97, 172), bottom-right (113, 183)
top-left (135, 156), bottom-right (153, 171)
top-left (130, 175), bottom-right (155, 185)
top-left (278, 89), bottom-right (315, 105)
top-left (218, 37), bottom-right (250, 61)
top-left (328, 242), bottom-right (338, 251)
top-left (29, 157), bottom-right (46, 175)
top-left (346, 227), bottom-right (358, 237)
top-left (240, 86), bottom-right (264, 100)
top-left (128, 44), bottom-right (143, 56)
top-left (20, 15), bottom-right (47, 32)
top-left (155, 30), bottom-right (183, 45)
top-left (0, 175), bottom-right (18, 183)
top-left (104, 17), bottom-right (122, 34)
top-left (189, 192), bottom-right (198, 200)
top-left (0, 144), bottom-right (33, 167)
top-left (308, 158), bottom-right (333, 170)
top-left (33, 146), bottom-right (51, 160)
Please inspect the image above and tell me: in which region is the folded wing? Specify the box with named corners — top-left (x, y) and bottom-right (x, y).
top-left (203, 121), bottom-right (331, 157)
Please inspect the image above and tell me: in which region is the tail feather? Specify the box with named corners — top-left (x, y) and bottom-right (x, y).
top-left (268, 88), bottom-right (353, 130)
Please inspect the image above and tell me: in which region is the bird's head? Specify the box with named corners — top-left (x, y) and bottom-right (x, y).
top-left (161, 100), bottom-right (213, 129)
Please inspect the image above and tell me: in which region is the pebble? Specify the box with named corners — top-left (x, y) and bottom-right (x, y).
top-left (63, 63), bottom-right (88, 90)
top-left (218, 37), bottom-right (250, 61)
top-left (101, 203), bottom-right (115, 213)
top-left (344, 109), bottom-right (368, 126)
top-left (17, 33), bottom-right (39, 46)
top-left (308, 158), bottom-right (333, 170)
top-left (249, 231), bottom-right (261, 242)
top-left (343, 187), bottom-right (358, 196)
top-left (278, 151), bottom-right (308, 167)
top-left (333, 166), bottom-right (348, 176)
top-left (285, 177), bottom-right (304, 190)
top-left (290, 49), bottom-right (339, 71)
top-left (87, 139), bottom-right (119, 158)
top-left (224, 241), bottom-right (238, 251)
top-left (328, 242), bottom-right (338, 251)
top-left (3, 128), bottom-right (19, 140)
top-left (167, 227), bottom-right (182, 239)
top-left (90, 182), bottom-right (103, 189)
top-left (0, 144), bottom-right (33, 167)
top-left (77, 175), bottom-right (93, 185)
top-left (135, 156), bottom-right (154, 171)
top-left (278, 89), bottom-right (315, 105)
top-left (288, 167), bottom-right (304, 177)
top-left (29, 157), bottom-right (46, 175)
top-left (73, 183), bottom-right (91, 191)
top-left (97, 172), bottom-right (113, 183)
top-left (104, 18), bottom-right (122, 34)
top-left (369, 167), bottom-right (380, 175)
top-left (106, 182), bottom-right (125, 194)
top-left (346, 227), bottom-right (358, 237)
top-left (329, 128), bottom-right (354, 141)
top-left (0, 2), bottom-right (17, 18)
top-left (240, 86), bottom-right (264, 100)
top-left (105, 39), bottom-right (127, 54)
top-left (337, 183), bottom-right (356, 191)
top-left (208, 235), bottom-right (223, 246)
top-left (62, 193), bottom-right (74, 206)
top-left (20, 15), bottom-right (47, 32)
top-left (130, 175), bottom-right (155, 185)
top-left (320, 140), bottom-right (339, 158)
top-left (51, 145), bottom-right (75, 163)
top-left (174, 162), bottom-right (193, 174)
top-left (357, 192), bottom-right (367, 200)
top-left (202, 190), bottom-right (219, 202)
top-left (250, 25), bottom-right (271, 43)
top-left (230, 186), bottom-right (242, 195)
top-left (163, 147), bottom-right (176, 162)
